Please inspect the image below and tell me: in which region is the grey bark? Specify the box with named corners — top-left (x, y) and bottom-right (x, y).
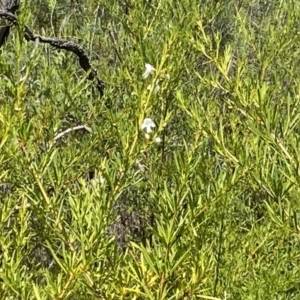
top-left (0, 0), bottom-right (19, 47)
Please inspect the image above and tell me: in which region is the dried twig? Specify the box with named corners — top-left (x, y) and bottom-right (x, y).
top-left (54, 125), bottom-right (93, 142)
top-left (0, 10), bottom-right (105, 96)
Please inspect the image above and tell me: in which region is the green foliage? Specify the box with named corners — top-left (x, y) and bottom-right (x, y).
top-left (1, 0), bottom-right (300, 299)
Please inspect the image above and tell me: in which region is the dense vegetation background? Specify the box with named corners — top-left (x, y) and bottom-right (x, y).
top-left (1, 0), bottom-right (300, 299)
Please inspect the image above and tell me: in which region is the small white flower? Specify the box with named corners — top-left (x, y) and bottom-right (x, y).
top-left (147, 79), bottom-right (160, 94)
top-left (155, 137), bottom-right (162, 143)
top-left (99, 176), bottom-right (105, 185)
top-left (91, 176), bottom-right (105, 186)
top-left (141, 118), bottom-right (156, 133)
top-left (142, 63), bottom-right (155, 79)
top-left (135, 160), bottom-right (146, 172)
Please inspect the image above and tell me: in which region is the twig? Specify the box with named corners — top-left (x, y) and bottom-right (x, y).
top-left (54, 125), bottom-right (93, 142)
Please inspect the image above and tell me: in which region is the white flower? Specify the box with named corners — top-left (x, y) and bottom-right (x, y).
top-left (147, 79), bottom-right (160, 94)
top-left (142, 63), bottom-right (156, 79)
top-left (141, 118), bottom-right (156, 133)
top-left (155, 137), bottom-right (162, 143)
top-left (91, 176), bottom-right (105, 186)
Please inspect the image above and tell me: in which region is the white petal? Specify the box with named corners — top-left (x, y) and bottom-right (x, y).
top-left (142, 71), bottom-right (149, 79)
top-left (141, 118), bottom-right (156, 133)
top-left (145, 63), bottom-right (155, 72)
top-left (142, 63), bottom-right (155, 79)
top-left (144, 118), bottom-right (155, 127)
top-left (155, 137), bottom-right (162, 143)
top-left (145, 125), bottom-right (153, 133)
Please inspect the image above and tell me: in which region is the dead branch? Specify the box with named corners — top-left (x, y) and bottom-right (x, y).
top-left (54, 125), bottom-right (93, 142)
top-left (0, 10), bottom-right (105, 96)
